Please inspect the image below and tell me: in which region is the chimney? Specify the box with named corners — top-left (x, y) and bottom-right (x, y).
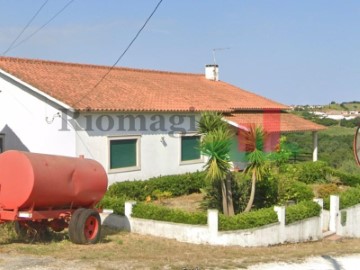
top-left (205, 64), bottom-right (219, 81)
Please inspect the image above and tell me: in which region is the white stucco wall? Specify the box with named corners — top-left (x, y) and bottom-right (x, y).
top-left (100, 203), bottom-right (323, 247)
top-left (337, 204), bottom-right (360, 237)
top-left (73, 113), bottom-right (206, 184)
top-left (0, 73), bottom-right (76, 156)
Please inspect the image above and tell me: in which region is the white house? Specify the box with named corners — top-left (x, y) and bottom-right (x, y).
top-left (0, 57), bottom-right (325, 185)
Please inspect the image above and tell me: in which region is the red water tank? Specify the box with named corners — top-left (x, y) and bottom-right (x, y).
top-left (0, 151), bottom-right (108, 211)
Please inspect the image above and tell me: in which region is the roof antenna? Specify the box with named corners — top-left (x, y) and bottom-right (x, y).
top-left (212, 47), bottom-right (230, 65)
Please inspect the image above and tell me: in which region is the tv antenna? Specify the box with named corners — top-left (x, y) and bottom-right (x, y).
top-left (212, 47), bottom-right (230, 65)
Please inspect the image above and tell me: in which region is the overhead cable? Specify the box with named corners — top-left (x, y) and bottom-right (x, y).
top-left (2, 0), bottom-right (50, 55)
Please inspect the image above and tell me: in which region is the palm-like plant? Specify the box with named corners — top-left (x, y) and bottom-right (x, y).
top-left (240, 125), bottom-right (268, 212)
top-left (198, 112), bottom-right (234, 216)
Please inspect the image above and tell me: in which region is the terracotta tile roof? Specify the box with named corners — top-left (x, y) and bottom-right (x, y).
top-left (224, 112), bottom-right (326, 132)
top-left (0, 57), bottom-right (289, 112)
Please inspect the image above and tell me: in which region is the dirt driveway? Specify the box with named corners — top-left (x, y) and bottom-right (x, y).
top-left (1, 229), bottom-right (360, 269)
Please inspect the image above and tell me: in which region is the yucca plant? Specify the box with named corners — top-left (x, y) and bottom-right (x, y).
top-left (240, 125), bottom-right (268, 212)
top-left (198, 112), bottom-right (235, 216)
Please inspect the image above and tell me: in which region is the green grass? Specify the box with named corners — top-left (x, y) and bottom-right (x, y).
top-left (319, 126), bottom-right (356, 136)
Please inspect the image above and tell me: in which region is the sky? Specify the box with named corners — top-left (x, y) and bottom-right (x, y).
top-left (0, 0), bottom-right (359, 106)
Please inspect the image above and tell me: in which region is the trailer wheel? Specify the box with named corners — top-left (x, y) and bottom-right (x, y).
top-left (14, 221), bottom-right (50, 242)
top-left (68, 208), bottom-right (85, 244)
top-left (76, 209), bottom-right (101, 244)
top-left (14, 221), bottom-right (27, 239)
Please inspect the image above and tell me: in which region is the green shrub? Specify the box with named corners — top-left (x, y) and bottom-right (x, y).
top-left (339, 187), bottom-right (360, 209)
top-left (332, 170), bottom-right (360, 187)
top-left (132, 203), bottom-right (207, 225)
top-left (323, 187), bottom-right (360, 211)
top-left (201, 172), bottom-right (278, 213)
top-left (218, 207), bottom-right (278, 231)
top-left (107, 171), bottom-right (206, 201)
top-left (285, 201), bottom-right (321, 224)
top-left (295, 161), bottom-right (331, 184)
top-left (97, 195), bottom-right (126, 215)
top-left (277, 178), bottom-right (314, 204)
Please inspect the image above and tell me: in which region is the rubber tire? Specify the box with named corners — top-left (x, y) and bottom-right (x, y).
top-left (76, 209), bottom-right (101, 245)
top-left (68, 208), bottom-right (85, 244)
top-left (14, 221), bottom-right (28, 239)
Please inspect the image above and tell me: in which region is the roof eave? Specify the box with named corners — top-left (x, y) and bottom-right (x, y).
top-left (0, 68), bottom-right (75, 112)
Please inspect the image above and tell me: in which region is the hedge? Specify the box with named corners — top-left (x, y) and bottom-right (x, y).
top-left (132, 203), bottom-right (207, 225)
top-left (285, 201), bottom-right (321, 224)
top-left (115, 200), bottom-right (321, 230)
top-left (132, 203), bottom-right (278, 231)
top-left (107, 171), bottom-right (206, 201)
top-left (218, 208), bottom-right (278, 231)
top-left (332, 170), bottom-right (360, 187)
top-left (97, 195), bottom-right (126, 215)
top-left (323, 187), bottom-right (360, 210)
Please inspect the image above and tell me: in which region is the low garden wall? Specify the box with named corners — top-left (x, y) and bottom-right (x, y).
top-left (101, 201), bottom-right (323, 247)
top-left (100, 196), bottom-right (360, 247)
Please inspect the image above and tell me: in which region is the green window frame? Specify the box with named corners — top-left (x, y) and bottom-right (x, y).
top-left (109, 136), bottom-right (140, 172)
top-left (180, 135), bottom-right (201, 163)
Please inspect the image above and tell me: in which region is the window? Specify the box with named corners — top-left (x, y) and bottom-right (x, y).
top-left (180, 135), bottom-right (202, 164)
top-left (109, 136), bottom-right (140, 172)
top-left (0, 134), bottom-right (4, 153)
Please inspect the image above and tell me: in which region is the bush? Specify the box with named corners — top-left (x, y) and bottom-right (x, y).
top-left (132, 203), bottom-right (207, 225)
top-left (277, 178), bottom-right (314, 205)
top-left (323, 187), bottom-right (360, 210)
top-left (285, 201), bottom-right (321, 224)
top-left (295, 161), bottom-right (331, 184)
top-left (107, 171), bottom-right (206, 201)
top-left (332, 170), bottom-right (360, 187)
top-left (339, 187), bottom-right (360, 209)
top-left (96, 195), bottom-right (126, 215)
top-left (218, 207), bottom-right (278, 231)
top-left (201, 172), bottom-right (278, 213)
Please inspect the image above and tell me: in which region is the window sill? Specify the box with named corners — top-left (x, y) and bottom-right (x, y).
top-left (108, 166), bottom-right (141, 174)
top-left (180, 159), bottom-right (204, 166)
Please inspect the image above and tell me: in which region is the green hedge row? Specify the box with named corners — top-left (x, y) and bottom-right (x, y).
top-left (107, 171), bottom-right (206, 201)
top-left (332, 170), bottom-right (360, 187)
top-left (323, 187), bottom-right (360, 210)
top-left (97, 195), bottom-right (127, 215)
top-left (218, 208), bottom-right (278, 231)
top-left (132, 203), bottom-right (208, 225)
top-left (107, 199), bottom-right (321, 230)
top-left (285, 201), bottom-right (321, 224)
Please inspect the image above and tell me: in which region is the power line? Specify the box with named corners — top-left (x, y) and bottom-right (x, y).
top-left (72, 0), bottom-right (164, 107)
top-left (4, 0), bottom-right (75, 54)
top-left (2, 0), bottom-right (49, 55)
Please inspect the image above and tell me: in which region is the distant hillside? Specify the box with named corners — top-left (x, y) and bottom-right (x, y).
top-left (321, 101), bottom-right (360, 112)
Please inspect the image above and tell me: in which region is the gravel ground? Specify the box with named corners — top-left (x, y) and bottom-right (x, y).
top-left (1, 253), bottom-right (360, 270)
top-left (249, 254), bottom-right (360, 270)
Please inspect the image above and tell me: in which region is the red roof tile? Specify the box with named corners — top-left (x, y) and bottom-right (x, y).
top-left (225, 112), bottom-right (326, 132)
top-left (0, 57), bottom-right (289, 112)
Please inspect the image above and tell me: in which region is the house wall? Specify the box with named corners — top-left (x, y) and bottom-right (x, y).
top-left (73, 112), bottom-right (206, 184)
top-left (0, 73), bottom-right (76, 156)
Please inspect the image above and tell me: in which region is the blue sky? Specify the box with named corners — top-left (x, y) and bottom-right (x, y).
top-left (0, 0), bottom-right (359, 105)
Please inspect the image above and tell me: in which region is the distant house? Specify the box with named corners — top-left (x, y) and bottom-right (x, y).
top-left (0, 57), bottom-right (324, 184)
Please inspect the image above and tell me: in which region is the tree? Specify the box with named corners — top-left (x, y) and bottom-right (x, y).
top-left (198, 112), bottom-right (235, 216)
top-left (240, 125), bottom-right (268, 212)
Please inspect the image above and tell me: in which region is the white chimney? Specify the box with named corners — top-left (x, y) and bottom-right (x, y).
top-left (205, 64), bottom-right (219, 81)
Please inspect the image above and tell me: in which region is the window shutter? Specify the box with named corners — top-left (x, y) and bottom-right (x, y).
top-left (181, 136), bottom-right (200, 161)
top-left (110, 139), bottom-right (137, 169)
